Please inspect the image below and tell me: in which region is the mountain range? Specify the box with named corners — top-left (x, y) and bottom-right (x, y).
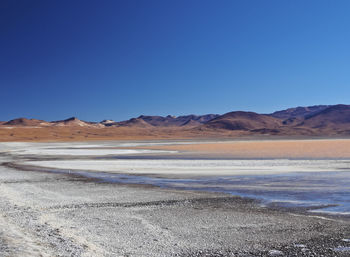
top-left (2, 104), bottom-right (350, 139)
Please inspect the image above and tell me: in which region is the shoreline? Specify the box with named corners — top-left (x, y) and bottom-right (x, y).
top-left (4, 161), bottom-right (350, 221)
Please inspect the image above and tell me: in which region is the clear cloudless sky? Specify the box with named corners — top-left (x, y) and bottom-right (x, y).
top-left (1, 0), bottom-right (350, 121)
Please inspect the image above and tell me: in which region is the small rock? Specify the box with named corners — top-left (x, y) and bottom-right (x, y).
top-left (268, 249), bottom-right (283, 256)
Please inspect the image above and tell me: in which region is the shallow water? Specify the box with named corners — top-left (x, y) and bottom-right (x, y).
top-left (47, 167), bottom-right (350, 215)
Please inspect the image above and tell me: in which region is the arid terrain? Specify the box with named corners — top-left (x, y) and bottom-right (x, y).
top-left (2, 104), bottom-right (350, 142)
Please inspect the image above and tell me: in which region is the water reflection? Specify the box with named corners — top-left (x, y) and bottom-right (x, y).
top-left (51, 168), bottom-right (350, 215)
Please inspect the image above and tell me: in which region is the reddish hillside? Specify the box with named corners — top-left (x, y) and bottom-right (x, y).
top-left (181, 119), bottom-right (202, 127)
top-left (300, 105), bottom-right (350, 129)
top-left (4, 118), bottom-right (49, 126)
top-left (202, 111), bottom-right (282, 131)
top-left (269, 105), bottom-right (329, 119)
top-left (136, 114), bottom-right (219, 127)
top-left (51, 117), bottom-right (102, 127)
top-left (115, 118), bottom-right (153, 128)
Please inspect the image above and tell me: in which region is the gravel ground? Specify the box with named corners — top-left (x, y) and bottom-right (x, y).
top-left (0, 154), bottom-right (350, 256)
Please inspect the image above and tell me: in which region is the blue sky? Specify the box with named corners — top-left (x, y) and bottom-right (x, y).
top-left (1, 0), bottom-right (350, 121)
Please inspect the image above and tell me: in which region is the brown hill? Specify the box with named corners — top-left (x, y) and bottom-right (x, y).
top-left (100, 120), bottom-right (117, 126)
top-left (300, 105), bottom-right (350, 130)
top-left (181, 119), bottom-right (202, 127)
top-left (115, 118), bottom-right (153, 128)
top-left (136, 114), bottom-right (219, 127)
top-left (51, 117), bottom-right (102, 127)
top-left (188, 114), bottom-right (219, 123)
top-left (136, 115), bottom-right (175, 127)
top-left (270, 105), bottom-right (329, 119)
top-left (202, 111), bottom-right (282, 131)
top-left (4, 118), bottom-right (49, 126)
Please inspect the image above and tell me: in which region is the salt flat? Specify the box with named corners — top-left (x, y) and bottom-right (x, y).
top-left (10, 148), bottom-right (175, 156)
top-left (1, 140), bottom-right (350, 256)
top-left (1, 142), bottom-right (177, 156)
top-left (22, 158), bottom-right (350, 176)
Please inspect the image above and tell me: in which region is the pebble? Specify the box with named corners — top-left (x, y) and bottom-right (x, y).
top-left (268, 249), bottom-right (284, 256)
top-left (294, 244), bottom-right (306, 248)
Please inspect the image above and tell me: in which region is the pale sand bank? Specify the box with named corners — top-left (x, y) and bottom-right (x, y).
top-left (8, 148), bottom-right (175, 156)
top-left (22, 159), bottom-right (350, 177)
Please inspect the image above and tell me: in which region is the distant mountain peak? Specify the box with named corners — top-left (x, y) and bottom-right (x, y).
top-left (115, 117), bottom-right (153, 128)
top-left (64, 117), bottom-right (79, 121)
top-left (101, 119), bottom-right (115, 123)
top-left (50, 117), bottom-right (101, 127)
top-left (4, 117), bottom-right (48, 126)
top-left (203, 111), bottom-right (281, 131)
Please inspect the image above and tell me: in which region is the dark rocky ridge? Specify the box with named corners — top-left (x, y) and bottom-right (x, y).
top-left (269, 105), bottom-right (330, 119)
top-left (4, 118), bottom-right (48, 126)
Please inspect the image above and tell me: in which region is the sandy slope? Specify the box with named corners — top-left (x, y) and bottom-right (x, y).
top-left (0, 126), bottom-right (220, 142)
